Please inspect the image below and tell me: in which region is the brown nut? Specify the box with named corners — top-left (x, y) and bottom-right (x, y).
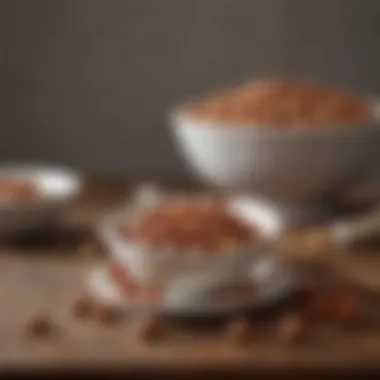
top-left (71, 295), bottom-right (94, 319)
top-left (278, 315), bottom-right (306, 345)
top-left (305, 288), bottom-right (360, 324)
top-left (25, 313), bottom-right (55, 338)
top-left (325, 289), bottom-right (360, 324)
top-left (225, 317), bottom-right (253, 345)
top-left (137, 315), bottom-right (163, 342)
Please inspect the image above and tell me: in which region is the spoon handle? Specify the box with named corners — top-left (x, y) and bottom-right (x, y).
top-left (330, 212), bottom-right (380, 246)
top-left (276, 211), bottom-right (380, 263)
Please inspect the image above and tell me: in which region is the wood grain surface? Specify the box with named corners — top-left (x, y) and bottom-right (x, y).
top-left (1, 178), bottom-right (380, 378)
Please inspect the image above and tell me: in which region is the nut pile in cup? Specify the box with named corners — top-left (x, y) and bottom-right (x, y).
top-left (0, 178), bottom-right (41, 203)
top-left (119, 198), bottom-right (258, 253)
top-left (185, 78), bottom-right (372, 127)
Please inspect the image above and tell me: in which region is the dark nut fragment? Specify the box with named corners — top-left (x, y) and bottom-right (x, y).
top-left (305, 288), bottom-right (360, 324)
top-left (325, 289), bottom-right (360, 324)
top-left (25, 313), bottom-right (55, 338)
top-left (278, 314), bottom-right (306, 345)
top-left (225, 317), bottom-right (253, 345)
top-left (71, 295), bottom-right (94, 319)
top-left (137, 315), bottom-right (163, 342)
top-left (93, 304), bottom-right (122, 325)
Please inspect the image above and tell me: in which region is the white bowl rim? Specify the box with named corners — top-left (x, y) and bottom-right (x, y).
top-left (170, 106), bottom-right (380, 136)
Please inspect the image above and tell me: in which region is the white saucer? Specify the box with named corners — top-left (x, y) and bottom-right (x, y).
top-left (86, 258), bottom-right (296, 317)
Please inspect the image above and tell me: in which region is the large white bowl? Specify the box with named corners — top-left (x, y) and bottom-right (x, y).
top-left (0, 164), bottom-right (83, 236)
top-left (170, 109), bottom-right (380, 224)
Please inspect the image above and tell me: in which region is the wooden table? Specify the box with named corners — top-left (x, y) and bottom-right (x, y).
top-left (1, 179), bottom-right (380, 379)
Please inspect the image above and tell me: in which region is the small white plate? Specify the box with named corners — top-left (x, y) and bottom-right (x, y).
top-left (86, 258), bottom-right (295, 317)
top-left (0, 163), bottom-right (83, 236)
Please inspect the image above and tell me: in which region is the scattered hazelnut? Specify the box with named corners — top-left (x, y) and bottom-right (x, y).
top-left (225, 317), bottom-right (253, 345)
top-left (71, 295), bottom-right (94, 319)
top-left (137, 315), bottom-right (163, 342)
top-left (25, 313), bottom-right (55, 338)
top-left (305, 288), bottom-right (360, 324)
top-left (278, 314), bottom-right (306, 345)
top-left (325, 289), bottom-right (359, 324)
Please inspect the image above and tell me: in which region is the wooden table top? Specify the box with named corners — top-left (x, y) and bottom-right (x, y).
top-left (1, 178), bottom-right (380, 378)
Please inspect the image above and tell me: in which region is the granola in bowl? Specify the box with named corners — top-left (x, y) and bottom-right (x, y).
top-left (184, 78), bottom-right (373, 128)
top-left (118, 198), bottom-right (259, 254)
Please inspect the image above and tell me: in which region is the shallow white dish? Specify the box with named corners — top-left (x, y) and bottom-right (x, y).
top-left (0, 164), bottom-right (83, 236)
top-left (86, 257), bottom-right (295, 316)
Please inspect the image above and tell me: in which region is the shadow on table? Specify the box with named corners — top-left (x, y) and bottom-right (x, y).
top-left (0, 222), bottom-right (103, 257)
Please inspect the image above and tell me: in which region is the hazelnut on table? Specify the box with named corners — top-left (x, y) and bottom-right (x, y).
top-left (225, 317), bottom-right (253, 345)
top-left (137, 315), bottom-right (164, 342)
top-left (278, 314), bottom-right (306, 345)
top-left (305, 288), bottom-right (360, 324)
top-left (323, 288), bottom-right (360, 324)
top-left (25, 313), bottom-right (55, 338)
top-left (71, 295), bottom-right (95, 319)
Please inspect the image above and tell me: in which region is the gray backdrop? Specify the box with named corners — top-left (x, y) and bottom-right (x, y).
top-left (1, 0), bottom-right (380, 180)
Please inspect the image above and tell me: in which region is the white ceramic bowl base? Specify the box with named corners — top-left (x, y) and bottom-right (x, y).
top-left (170, 110), bottom-right (380, 227)
top-left (86, 258), bottom-right (295, 317)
